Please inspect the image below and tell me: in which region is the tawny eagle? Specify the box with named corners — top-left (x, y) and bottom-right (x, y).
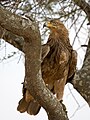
top-left (17, 19), bottom-right (77, 115)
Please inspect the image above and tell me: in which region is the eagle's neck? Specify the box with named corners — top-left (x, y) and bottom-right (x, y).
top-left (46, 33), bottom-right (72, 63)
top-left (47, 33), bottom-right (71, 50)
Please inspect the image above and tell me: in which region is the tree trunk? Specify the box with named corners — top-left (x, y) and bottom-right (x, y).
top-left (0, 7), bottom-right (68, 120)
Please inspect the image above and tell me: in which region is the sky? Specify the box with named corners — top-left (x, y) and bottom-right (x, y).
top-left (0, 39), bottom-right (90, 120)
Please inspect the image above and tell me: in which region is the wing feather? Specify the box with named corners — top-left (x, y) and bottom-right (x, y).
top-left (42, 44), bottom-right (50, 60)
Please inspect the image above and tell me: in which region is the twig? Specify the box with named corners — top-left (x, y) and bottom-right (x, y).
top-left (72, 17), bottom-right (87, 46)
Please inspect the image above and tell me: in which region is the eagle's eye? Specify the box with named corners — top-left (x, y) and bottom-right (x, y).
top-left (50, 20), bottom-right (62, 27)
top-left (50, 21), bottom-right (58, 26)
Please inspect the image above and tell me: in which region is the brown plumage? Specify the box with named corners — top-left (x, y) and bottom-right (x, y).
top-left (17, 19), bottom-right (77, 115)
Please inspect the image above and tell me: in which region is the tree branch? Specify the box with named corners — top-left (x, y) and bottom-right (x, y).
top-left (71, 0), bottom-right (90, 106)
top-left (0, 7), bottom-right (37, 39)
top-left (0, 26), bottom-right (24, 50)
top-left (72, 0), bottom-right (90, 22)
top-left (72, 39), bottom-right (90, 106)
top-left (0, 7), bottom-right (68, 120)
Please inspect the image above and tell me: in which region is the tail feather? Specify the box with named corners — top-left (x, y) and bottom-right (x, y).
top-left (17, 97), bottom-right (29, 113)
top-left (27, 100), bottom-right (41, 115)
top-left (17, 97), bottom-right (41, 115)
top-left (17, 86), bottom-right (41, 115)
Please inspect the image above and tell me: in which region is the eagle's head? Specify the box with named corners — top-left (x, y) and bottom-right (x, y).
top-left (43, 19), bottom-right (69, 40)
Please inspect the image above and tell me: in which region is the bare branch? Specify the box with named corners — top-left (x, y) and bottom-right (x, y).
top-left (72, 0), bottom-right (90, 22)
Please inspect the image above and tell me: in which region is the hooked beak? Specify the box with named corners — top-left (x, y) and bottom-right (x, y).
top-left (43, 23), bottom-right (46, 28)
top-left (43, 21), bottom-right (53, 28)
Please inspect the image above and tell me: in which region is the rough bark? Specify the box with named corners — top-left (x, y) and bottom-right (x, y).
top-left (0, 7), bottom-right (68, 120)
top-left (0, 7), bottom-right (36, 39)
top-left (0, 26), bottom-right (24, 50)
